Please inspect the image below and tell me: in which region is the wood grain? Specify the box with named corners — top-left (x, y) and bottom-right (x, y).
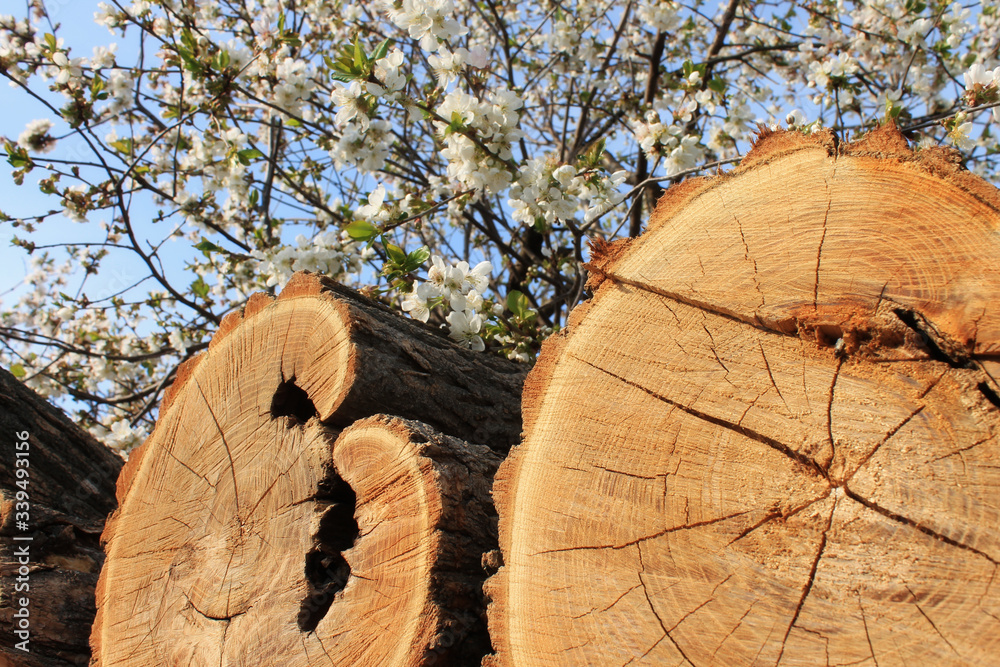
top-left (487, 125), bottom-right (1000, 666)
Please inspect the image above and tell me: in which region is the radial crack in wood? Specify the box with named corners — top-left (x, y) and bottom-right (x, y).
top-left (488, 125), bottom-right (1000, 666)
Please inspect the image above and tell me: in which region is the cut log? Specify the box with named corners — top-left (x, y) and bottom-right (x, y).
top-left (92, 274), bottom-right (520, 665)
top-left (303, 416), bottom-right (500, 666)
top-left (487, 125), bottom-right (1000, 666)
top-left (0, 366), bottom-right (123, 667)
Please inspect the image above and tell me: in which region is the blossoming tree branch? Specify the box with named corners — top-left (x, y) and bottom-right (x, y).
top-left (0, 0), bottom-right (998, 451)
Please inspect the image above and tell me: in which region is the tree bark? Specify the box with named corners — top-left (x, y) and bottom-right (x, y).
top-left (0, 366), bottom-right (122, 667)
top-left (486, 125), bottom-right (1000, 666)
top-left (91, 274), bottom-right (521, 666)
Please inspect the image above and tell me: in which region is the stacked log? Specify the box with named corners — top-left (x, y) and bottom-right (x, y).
top-left (86, 124), bottom-right (1000, 666)
top-left (0, 366), bottom-right (123, 667)
top-left (485, 125), bottom-right (1000, 665)
top-left (90, 273), bottom-right (524, 666)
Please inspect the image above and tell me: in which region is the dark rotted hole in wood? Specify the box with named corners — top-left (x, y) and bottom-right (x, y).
top-left (298, 473), bottom-right (359, 632)
top-left (271, 377), bottom-right (318, 424)
top-left (814, 324), bottom-right (844, 347)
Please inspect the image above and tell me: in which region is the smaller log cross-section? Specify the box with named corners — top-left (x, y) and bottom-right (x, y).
top-left (91, 273), bottom-right (522, 666)
top-left (311, 416), bottom-right (501, 665)
top-left (487, 125), bottom-right (1000, 667)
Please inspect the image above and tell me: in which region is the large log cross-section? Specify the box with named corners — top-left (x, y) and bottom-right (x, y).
top-left (487, 125), bottom-right (1000, 666)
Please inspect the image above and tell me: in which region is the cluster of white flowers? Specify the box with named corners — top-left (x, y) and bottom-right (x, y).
top-left (389, 0), bottom-right (467, 51)
top-left (251, 231), bottom-right (372, 288)
top-left (805, 52), bottom-right (859, 91)
top-left (0, 15), bottom-right (30, 81)
top-left (329, 118), bottom-right (393, 172)
top-left (631, 111), bottom-right (704, 176)
top-left (17, 118), bottom-right (55, 153)
top-left (434, 88), bottom-right (524, 193)
top-left (427, 45), bottom-right (488, 87)
top-left (355, 183), bottom-right (391, 223)
top-left (92, 419), bottom-right (148, 453)
top-left (636, 0), bottom-right (680, 32)
top-left (272, 57), bottom-right (317, 116)
top-left (371, 49), bottom-right (408, 101)
top-left (508, 159), bottom-right (628, 226)
top-left (402, 256), bottom-right (493, 350)
top-left (964, 63), bottom-right (1000, 122)
top-left (328, 48), bottom-right (409, 175)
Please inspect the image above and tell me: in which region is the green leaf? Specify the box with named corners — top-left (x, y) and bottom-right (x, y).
top-left (384, 241), bottom-right (407, 266)
top-left (285, 117), bottom-right (302, 127)
top-left (249, 189), bottom-right (259, 208)
top-left (372, 38), bottom-right (393, 62)
top-left (707, 77), bottom-right (726, 93)
top-left (402, 246), bottom-right (430, 272)
top-left (507, 290), bottom-right (531, 320)
top-left (345, 219), bottom-right (378, 240)
top-left (109, 138), bottom-right (133, 156)
top-left (195, 239), bottom-right (223, 255)
top-left (445, 110), bottom-right (467, 137)
top-left (191, 277), bottom-right (210, 299)
top-left (236, 148), bottom-right (264, 165)
top-left (10, 363), bottom-right (26, 379)
top-left (353, 36), bottom-right (366, 70)
top-left (180, 28), bottom-right (197, 51)
top-left (578, 138), bottom-right (606, 168)
top-left (178, 49), bottom-right (204, 76)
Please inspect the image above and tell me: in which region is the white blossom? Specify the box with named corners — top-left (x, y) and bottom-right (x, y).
top-left (446, 308), bottom-right (485, 351)
top-left (964, 63), bottom-right (994, 90)
top-left (17, 119), bottom-right (55, 153)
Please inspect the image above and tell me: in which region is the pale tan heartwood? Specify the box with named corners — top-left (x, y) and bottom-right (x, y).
top-left (91, 273), bottom-right (522, 666)
top-left (487, 125), bottom-right (1000, 666)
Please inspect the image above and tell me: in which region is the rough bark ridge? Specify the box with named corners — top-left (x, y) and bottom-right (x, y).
top-left (0, 366), bottom-right (122, 667)
top-left (486, 124), bottom-right (1000, 666)
top-left (91, 273), bottom-right (523, 666)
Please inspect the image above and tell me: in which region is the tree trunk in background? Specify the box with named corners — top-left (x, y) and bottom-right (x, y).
top-left (92, 273), bottom-right (523, 666)
top-left (486, 125), bottom-right (1000, 666)
top-left (0, 366), bottom-right (122, 667)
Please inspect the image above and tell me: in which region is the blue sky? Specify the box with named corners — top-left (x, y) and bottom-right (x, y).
top-left (0, 0), bottom-right (142, 304)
